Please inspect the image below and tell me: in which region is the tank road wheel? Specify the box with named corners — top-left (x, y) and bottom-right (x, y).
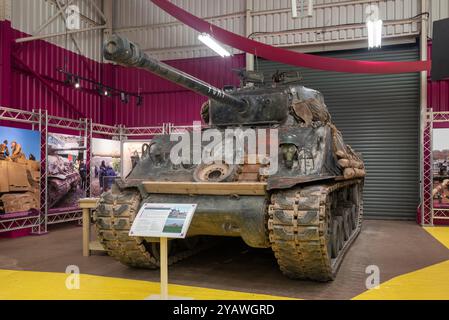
top-left (95, 189), bottom-right (158, 268)
top-left (268, 180), bottom-right (364, 281)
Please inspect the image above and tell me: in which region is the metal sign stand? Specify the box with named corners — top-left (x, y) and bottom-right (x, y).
top-left (129, 202), bottom-right (197, 300)
top-left (160, 237), bottom-right (169, 300)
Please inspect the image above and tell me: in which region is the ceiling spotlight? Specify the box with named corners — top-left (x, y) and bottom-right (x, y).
top-left (198, 33), bottom-right (231, 57)
top-left (120, 92), bottom-right (129, 104)
top-left (74, 77), bottom-right (80, 89)
top-left (137, 95), bottom-right (143, 107)
top-left (65, 73), bottom-right (73, 85)
top-left (97, 85), bottom-right (109, 97)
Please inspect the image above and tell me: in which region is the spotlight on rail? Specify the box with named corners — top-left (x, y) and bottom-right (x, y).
top-left (198, 33), bottom-right (231, 57)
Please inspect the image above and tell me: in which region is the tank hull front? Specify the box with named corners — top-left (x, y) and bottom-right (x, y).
top-left (142, 193), bottom-right (270, 248)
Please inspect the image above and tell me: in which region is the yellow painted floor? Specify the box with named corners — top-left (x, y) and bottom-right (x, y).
top-left (0, 269), bottom-right (295, 300)
top-left (353, 260), bottom-right (449, 300)
top-left (425, 226), bottom-right (449, 249)
top-left (1, 227), bottom-right (448, 300)
top-left (354, 227), bottom-right (449, 300)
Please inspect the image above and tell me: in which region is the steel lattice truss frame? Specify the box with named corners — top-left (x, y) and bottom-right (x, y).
top-left (0, 107), bottom-right (174, 234)
top-left (47, 115), bottom-right (85, 131)
top-left (0, 215), bottom-right (41, 232)
top-left (33, 109), bottom-right (49, 234)
top-left (0, 107), bottom-right (38, 124)
top-left (84, 118), bottom-right (92, 198)
top-left (47, 209), bottom-right (83, 225)
top-left (168, 123), bottom-right (209, 134)
top-left (433, 209), bottom-right (449, 220)
top-left (432, 112), bottom-right (449, 123)
top-left (92, 123), bottom-right (120, 137)
top-left (0, 107), bottom-right (99, 233)
top-left (421, 108), bottom-right (434, 226)
top-left (430, 111), bottom-right (449, 221)
top-left (122, 125), bottom-right (166, 138)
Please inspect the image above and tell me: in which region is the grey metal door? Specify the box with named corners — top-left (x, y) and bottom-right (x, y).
top-left (258, 44), bottom-right (420, 219)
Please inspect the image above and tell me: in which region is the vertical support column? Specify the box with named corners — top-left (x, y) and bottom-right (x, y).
top-left (101, 0), bottom-right (115, 126)
top-left (164, 123), bottom-right (171, 135)
top-left (245, 0), bottom-right (254, 72)
top-left (421, 109), bottom-right (433, 226)
top-left (82, 207), bottom-right (90, 257)
top-left (84, 118), bottom-right (92, 198)
top-left (160, 237), bottom-right (169, 300)
top-left (419, 0), bottom-right (430, 226)
top-left (34, 109), bottom-right (48, 235)
top-left (102, 0), bottom-right (113, 39)
top-left (420, 0), bottom-right (428, 112)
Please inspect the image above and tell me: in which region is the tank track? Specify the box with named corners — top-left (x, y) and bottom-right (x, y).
top-left (94, 188), bottom-right (210, 268)
top-left (268, 179), bottom-right (363, 281)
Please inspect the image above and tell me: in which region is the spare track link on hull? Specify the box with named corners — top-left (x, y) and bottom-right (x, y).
top-left (95, 189), bottom-right (209, 269)
top-left (268, 179), bottom-right (363, 281)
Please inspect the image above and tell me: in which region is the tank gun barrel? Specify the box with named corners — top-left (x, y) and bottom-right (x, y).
top-left (103, 35), bottom-right (247, 110)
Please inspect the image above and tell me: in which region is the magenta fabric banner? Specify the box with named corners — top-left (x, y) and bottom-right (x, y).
top-left (151, 0), bottom-right (431, 74)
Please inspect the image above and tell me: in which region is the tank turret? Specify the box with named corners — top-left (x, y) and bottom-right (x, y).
top-left (103, 35), bottom-right (319, 127)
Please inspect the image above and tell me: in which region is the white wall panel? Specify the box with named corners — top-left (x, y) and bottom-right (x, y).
top-left (114, 0), bottom-right (245, 60)
top-left (113, 0), bottom-right (447, 60)
top-left (429, 0), bottom-right (449, 36)
top-left (252, 0), bottom-right (420, 48)
top-left (8, 0), bottom-right (449, 61)
top-left (11, 0), bottom-right (103, 61)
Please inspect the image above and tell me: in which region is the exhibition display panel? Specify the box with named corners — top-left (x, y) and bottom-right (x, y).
top-left (0, 106), bottom-right (175, 236)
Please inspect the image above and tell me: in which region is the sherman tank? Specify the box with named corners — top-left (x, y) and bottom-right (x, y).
top-left (47, 149), bottom-right (81, 208)
top-left (95, 35), bottom-right (366, 281)
top-left (0, 158), bottom-right (40, 214)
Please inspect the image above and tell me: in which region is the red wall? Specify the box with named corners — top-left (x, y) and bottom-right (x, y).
top-left (111, 54), bottom-right (244, 127)
top-left (0, 21), bottom-right (244, 127)
top-left (1, 20), bottom-right (106, 124)
top-left (428, 42), bottom-right (449, 112)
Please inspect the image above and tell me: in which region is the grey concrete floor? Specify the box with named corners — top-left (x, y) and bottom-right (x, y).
top-left (0, 220), bottom-right (448, 299)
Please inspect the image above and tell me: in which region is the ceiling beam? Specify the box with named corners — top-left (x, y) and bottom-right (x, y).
top-left (16, 25), bottom-right (107, 43)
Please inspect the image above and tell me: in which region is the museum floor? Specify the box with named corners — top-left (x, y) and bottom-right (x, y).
top-left (0, 220), bottom-right (448, 300)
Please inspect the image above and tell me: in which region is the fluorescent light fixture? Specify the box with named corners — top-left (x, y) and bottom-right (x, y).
top-left (291, 0), bottom-right (298, 18)
top-left (307, 0), bottom-right (313, 17)
top-left (198, 33), bottom-right (230, 57)
top-left (367, 19), bottom-right (383, 48)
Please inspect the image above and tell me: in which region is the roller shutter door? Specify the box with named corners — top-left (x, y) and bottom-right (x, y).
top-left (258, 44), bottom-right (420, 219)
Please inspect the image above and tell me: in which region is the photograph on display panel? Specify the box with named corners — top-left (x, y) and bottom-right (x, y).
top-left (48, 133), bottom-right (84, 209)
top-left (122, 141), bottom-right (152, 178)
top-left (0, 126), bottom-right (41, 215)
top-left (91, 138), bottom-right (121, 197)
top-left (432, 128), bottom-right (449, 208)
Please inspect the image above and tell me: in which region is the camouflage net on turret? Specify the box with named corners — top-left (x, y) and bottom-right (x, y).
top-left (291, 97), bottom-right (366, 180)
